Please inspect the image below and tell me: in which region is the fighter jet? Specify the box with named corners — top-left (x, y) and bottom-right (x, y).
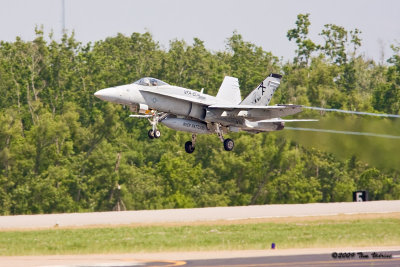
top-left (94, 74), bottom-right (316, 153)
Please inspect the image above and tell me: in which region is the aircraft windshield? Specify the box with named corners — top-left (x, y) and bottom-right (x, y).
top-left (133, 77), bottom-right (169, 87)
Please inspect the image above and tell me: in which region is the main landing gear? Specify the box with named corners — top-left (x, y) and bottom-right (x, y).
top-left (185, 134), bottom-right (197, 153)
top-left (223, 138), bottom-right (234, 151)
top-left (183, 124), bottom-right (234, 153)
top-left (215, 123), bottom-right (234, 151)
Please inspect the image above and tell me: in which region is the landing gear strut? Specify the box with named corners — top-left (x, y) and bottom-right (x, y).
top-left (215, 123), bottom-right (234, 151)
top-left (147, 112), bottom-right (166, 139)
top-left (185, 134), bottom-right (197, 154)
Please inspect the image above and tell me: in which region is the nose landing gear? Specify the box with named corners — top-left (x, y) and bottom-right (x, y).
top-left (145, 112), bottom-right (167, 139)
top-left (148, 129), bottom-right (161, 139)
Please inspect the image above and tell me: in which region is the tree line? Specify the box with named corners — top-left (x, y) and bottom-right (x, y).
top-left (0, 14), bottom-right (399, 214)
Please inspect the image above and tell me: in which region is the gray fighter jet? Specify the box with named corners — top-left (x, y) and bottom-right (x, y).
top-left (94, 74), bottom-right (316, 153)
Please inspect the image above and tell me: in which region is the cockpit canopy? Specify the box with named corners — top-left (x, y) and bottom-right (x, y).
top-left (133, 77), bottom-right (169, 87)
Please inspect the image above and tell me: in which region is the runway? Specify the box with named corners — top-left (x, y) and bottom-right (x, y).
top-left (1, 200), bottom-right (400, 229)
top-left (1, 201), bottom-right (400, 266)
top-left (2, 248), bottom-right (400, 266)
top-left (186, 251), bottom-right (400, 266)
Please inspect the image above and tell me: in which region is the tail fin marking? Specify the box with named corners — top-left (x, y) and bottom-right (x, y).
top-left (240, 73), bottom-right (282, 106)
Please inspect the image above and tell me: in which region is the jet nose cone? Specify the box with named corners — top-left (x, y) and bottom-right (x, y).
top-left (94, 90), bottom-right (101, 98)
top-left (94, 88), bottom-right (116, 102)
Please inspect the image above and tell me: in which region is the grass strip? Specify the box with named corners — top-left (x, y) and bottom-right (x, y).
top-left (0, 217), bottom-right (399, 255)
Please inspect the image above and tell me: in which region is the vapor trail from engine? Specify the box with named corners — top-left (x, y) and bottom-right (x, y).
top-left (303, 106), bottom-right (400, 118)
top-left (285, 127), bottom-right (400, 139)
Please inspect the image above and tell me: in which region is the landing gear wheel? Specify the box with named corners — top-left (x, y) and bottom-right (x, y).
top-left (185, 141), bottom-right (195, 153)
top-left (154, 129), bottom-right (161, 138)
top-left (223, 138), bottom-right (234, 151)
top-left (148, 129), bottom-right (155, 139)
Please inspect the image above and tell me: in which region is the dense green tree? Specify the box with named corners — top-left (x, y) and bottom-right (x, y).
top-left (0, 17), bottom-right (399, 215)
top-left (373, 44), bottom-right (400, 114)
top-left (226, 32), bottom-right (280, 95)
top-left (287, 13), bottom-right (318, 65)
top-left (319, 24), bottom-right (361, 65)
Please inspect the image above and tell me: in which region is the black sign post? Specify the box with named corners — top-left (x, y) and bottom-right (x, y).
top-left (353, 191), bottom-right (368, 202)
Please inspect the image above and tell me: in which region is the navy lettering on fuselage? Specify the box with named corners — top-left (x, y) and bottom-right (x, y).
top-left (184, 90), bottom-right (200, 97)
top-left (183, 122), bottom-right (205, 130)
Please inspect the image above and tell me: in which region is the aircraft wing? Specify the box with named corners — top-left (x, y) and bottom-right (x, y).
top-left (129, 114), bottom-right (153, 118)
top-left (207, 104), bottom-right (303, 120)
top-left (208, 104), bottom-right (302, 110)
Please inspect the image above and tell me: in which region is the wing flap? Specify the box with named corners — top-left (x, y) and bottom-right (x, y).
top-left (207, 104), bottom-right (303, 120)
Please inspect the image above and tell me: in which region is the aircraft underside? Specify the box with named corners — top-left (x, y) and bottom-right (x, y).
top-left (144, 111), bottom-right (284, 153)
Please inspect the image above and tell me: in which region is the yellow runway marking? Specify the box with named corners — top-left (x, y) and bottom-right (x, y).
top-left (147, 260), bottom-right (186, 267)
top-left (122, 258), bottom-right (186, 266)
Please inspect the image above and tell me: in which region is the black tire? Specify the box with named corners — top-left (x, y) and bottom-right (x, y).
top-left (223, 138), bottom-right (234, 151)
top-left (185, 141), bottom-right (195, 153)
top-left (154, 129), bottom-right (161, 138)
top-left (148, 129), bottom-right (155, 139)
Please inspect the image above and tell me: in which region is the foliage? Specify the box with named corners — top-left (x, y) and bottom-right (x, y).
top-left (0, 16), bottom-right (399, 214)
top-left (287, 13), bottom-right (318, 65)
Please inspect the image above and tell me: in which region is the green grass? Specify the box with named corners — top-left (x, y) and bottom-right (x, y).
top-left (0, 218), bottom-right (399, 255)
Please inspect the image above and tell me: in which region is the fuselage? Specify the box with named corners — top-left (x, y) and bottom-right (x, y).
top-left (95, 80), bottom-right (234, 123)
top-left (95, 83), bottom-right (233, 110)
top-left (94, 77), bottom-right (298, 134)
top-left (93, 75), bottom-right (313, 153)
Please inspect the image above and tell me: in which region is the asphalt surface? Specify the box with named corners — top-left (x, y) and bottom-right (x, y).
top-left (3, 250), bottom-right (400, 267)
top-left (184, 251), bottom-right (400, 266)
top-left (1, 200), bottom-right (400, 229)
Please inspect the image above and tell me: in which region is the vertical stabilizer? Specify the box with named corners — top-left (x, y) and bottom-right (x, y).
top-left (216, 76), bottom-right (241, 104)
top-left (240, 73), bottom-right (282, 106)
